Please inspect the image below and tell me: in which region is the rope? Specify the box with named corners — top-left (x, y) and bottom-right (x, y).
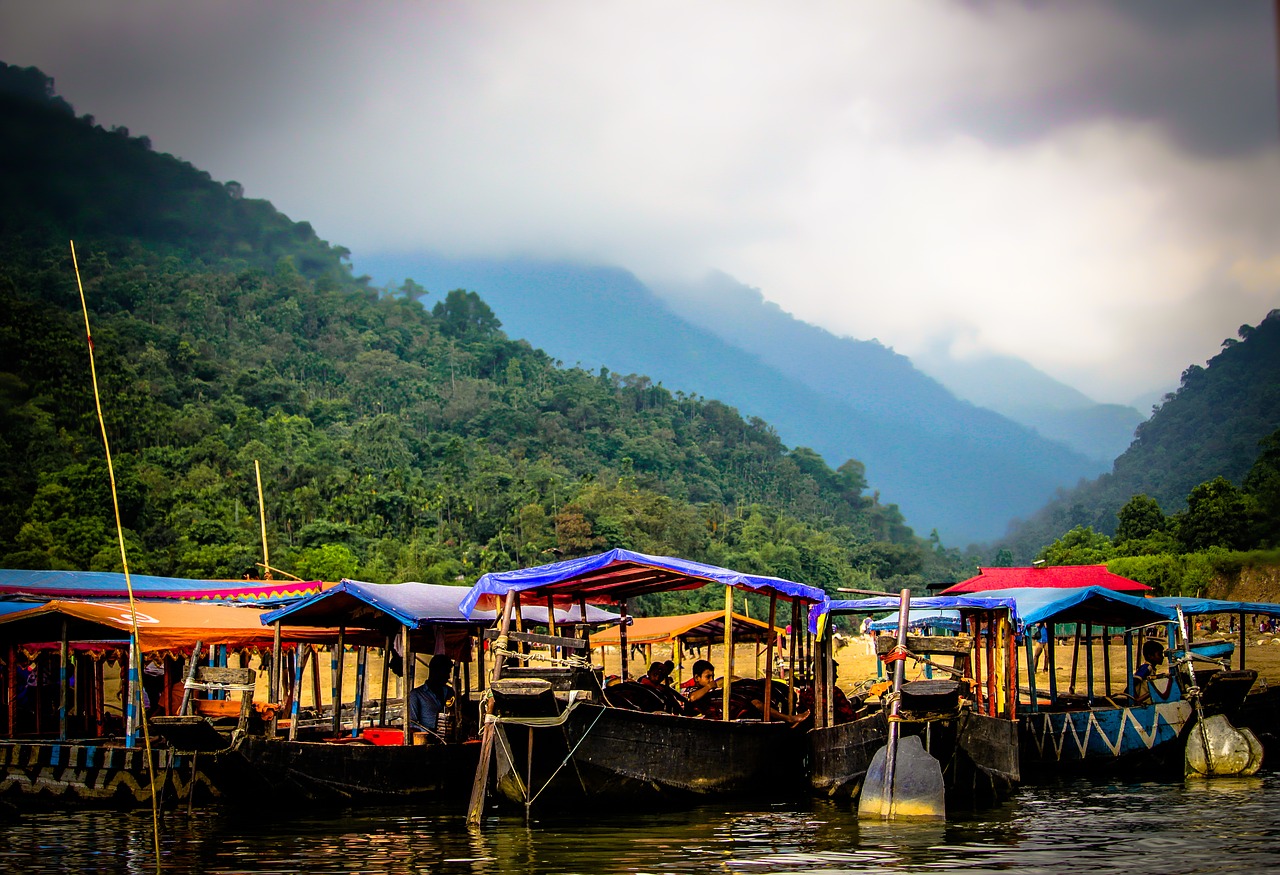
top-left (489, 645), bottom-right (592, 669)
top-left (527, 702), bottom-right (608, 807)
top-left (73, 241), bottom-right (162, 875)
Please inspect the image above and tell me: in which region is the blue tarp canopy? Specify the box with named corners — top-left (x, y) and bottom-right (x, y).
top-left (810, 595), bottom-right (1018, 634)
top-left (460, 549), bottom-right (827, 617)
top-left (262, 579), bottom-right (480, 629)
top-left (261, 579), bottom-right (621, 631)
top-left (0, 569), bottom-right (320, 606)
top-left (0, 601), bottom-right (44, 618)
top-left (1150, 596), bottom-right (1280, 618)
top-left (978, 587), bottom-right (1176, 629)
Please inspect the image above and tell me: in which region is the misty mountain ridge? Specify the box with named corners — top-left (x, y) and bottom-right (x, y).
top-left (653, 272), bottom-right (1145, 465)
top-left (360, 252), bottom-right (1103, 545)
top-left (908, 348), bottom-right (1147, 464)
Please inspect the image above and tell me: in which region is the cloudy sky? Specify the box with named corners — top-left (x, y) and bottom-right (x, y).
top-left (3, 1), bottom-right (1278, 404)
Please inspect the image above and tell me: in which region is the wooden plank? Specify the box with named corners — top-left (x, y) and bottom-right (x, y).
top-left (483, 628), bottom-right (588, 651)
top-left (196, 666), bottom-right (255, 686)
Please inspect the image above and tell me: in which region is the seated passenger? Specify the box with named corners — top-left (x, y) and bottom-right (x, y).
top-left (683, 661), bottom-right (808, 725)
top-left (1134, 639), bottom-right (1173, 704)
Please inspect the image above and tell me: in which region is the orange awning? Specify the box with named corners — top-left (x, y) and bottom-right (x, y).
top-left (589, 610), bottom-right (783, 648)
top-left (0, 600), bottom-right (338, 651)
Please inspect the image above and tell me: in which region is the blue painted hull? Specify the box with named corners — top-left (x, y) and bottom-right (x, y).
top-left (1020, 701), bottom-right (1193, 776)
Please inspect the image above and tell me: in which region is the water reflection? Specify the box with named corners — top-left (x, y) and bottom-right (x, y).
top-left (3, 773), bottom-right (1279, 874)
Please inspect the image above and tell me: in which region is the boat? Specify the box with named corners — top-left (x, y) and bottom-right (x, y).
top-left (807, 592), bottom-right (1022, 818)
top-left (0, 595), bottom-right (328, 808)
top-left (238, 578), bottom-right (617, 805)
top-left (985, 586), bottom-right (1261, 778)
top-left (456, 549), bottom-right (828, 824)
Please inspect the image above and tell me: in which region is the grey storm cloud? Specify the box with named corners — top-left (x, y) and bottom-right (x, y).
top-left (2, 0), bottom-right (1278, 405)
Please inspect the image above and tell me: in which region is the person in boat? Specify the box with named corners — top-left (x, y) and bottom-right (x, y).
top-left (683, 660), bottom-right (809, 725)
top-left (1032, 623), bottom-right (1050, 674)
top-left (1133, 639), bottom-right (1173, 704)
top-left (637, 659), bottom-right (689, 714)
top-left (409, 654), bottom-right (455, 736)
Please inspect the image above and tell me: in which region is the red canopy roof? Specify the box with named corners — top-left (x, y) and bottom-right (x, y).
top-left (942, 565), bottom-right (1151, 594)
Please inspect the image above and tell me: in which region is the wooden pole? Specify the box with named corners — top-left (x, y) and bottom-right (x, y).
top-left (125, 637), bottom-right (138, 748)
top-left (379, 634), bottom-right (391, 725)
top-left (762, 591), bottom-right (777, 724)
top-left (179, 642), bottom-right (203, 716)
top-left (788, 600), bottom-right (799, 715)
top-left (6, 643), bottom-right (16, 736)
top-left (1240, 613), bottom-right (1247, 670)
top-left (1047, 625), bottom-right (1058, 701)
top-left (332, 627), bottom-right (345, 738)
top-left (1084, 624), bottom-right (1095, 704)
top-left (402, 625), bottom-right (414, 745)
top-left (1102, 626), bottom-right (1112, 698)
top-left (58, 619), bottom-right (68, 741)
top-left (270, 622), bottom-right (283, 738)
top-left (722, 585), bottom-right (734, 722)
top-left (468, 589), bottom-right (517, 827)
top-left (352, 645), bottom-right (367, 738)
top-left (619, 600), bottom-right (630, 681)
top-left (1068, 627), bottom-right (1081, 695)
top-left (289, 643), bottom-right (306, 741)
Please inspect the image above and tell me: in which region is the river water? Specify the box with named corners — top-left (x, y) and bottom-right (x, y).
top-left (4, 772), bottom-right (1279, 874)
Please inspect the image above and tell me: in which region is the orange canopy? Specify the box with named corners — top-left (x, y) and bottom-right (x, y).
top-left (589, 610), bottom-right (783, 648)
top-left (0, 600), bottom-right (338, 652)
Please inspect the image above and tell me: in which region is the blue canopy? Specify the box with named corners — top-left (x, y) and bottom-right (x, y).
top-left (459, 549), bottom-right (827, 618)
top-left (810, 595), bottom-right (1018, 634)
top-left (0, 601), bottom-right (44, 617)
top-left (261, 579), bottom-right (621, 630)
top-left (1150, 596), bottom-right (1280, 618)
top-left (977, 587), bottom-right (1176, 629)
top-left (0, 568), bottom-right (320, 606)
top-left (261, 579), bottom-right (479, 629)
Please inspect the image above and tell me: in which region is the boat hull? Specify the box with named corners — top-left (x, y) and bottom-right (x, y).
top-left (492, 702), bottom-right (806, 810)
top-left (807, 710), bottom-right (1018, 809)
top-left (236, 736), bottom-right (483, 804)
top-left (0, 740), bottom-right (223, 809)
top-left (1019, 700), bottom-right (1193, 777)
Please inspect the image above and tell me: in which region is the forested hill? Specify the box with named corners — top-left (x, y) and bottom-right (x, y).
top-left (1002, 310), bottom-right (1280, 557)
top-left (0, 61), bottom-right (975, 606)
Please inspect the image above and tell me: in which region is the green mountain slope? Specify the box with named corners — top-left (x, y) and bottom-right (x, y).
top-left (1003, 310), bottom-right (1280, 558)
top-left (0, 61), bottom-right (971, 601)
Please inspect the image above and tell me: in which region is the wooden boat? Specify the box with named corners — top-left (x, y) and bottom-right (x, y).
top-left (457, 549), bottom-right (828, 823)
top-left (990, 586), bottom-right (1262, 778)
top-left (807, 594), bottom-right (1021, 815)
top-left (0, 596), bottom-right (329, 808)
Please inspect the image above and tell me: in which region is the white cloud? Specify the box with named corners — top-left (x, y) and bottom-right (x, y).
top-left (3, 0), bottom-right (1276, 404)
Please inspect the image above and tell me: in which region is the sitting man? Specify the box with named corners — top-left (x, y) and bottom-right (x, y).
top-left (408, 654), bottom-right (455, 736)
top-left (1133, 639), bottom-right (1173, 704)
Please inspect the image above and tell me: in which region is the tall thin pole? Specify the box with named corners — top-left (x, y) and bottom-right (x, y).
top-left (255, 459), bottom-right (270, 576)
top-left (722, 586), bottom-right (734, 722)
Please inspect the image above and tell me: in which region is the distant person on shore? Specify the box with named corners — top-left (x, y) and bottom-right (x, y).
top-left (1032, 624), bottom-right (1050, 674)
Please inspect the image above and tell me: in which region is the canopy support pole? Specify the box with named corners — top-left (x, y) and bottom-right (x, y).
top-left (270, 622), bottom-right (282, 738)
top-left (722, 585), bottom-right (734, 722)
top-left (179, 642), bottom-right (203, 716)
top-left (58, 618), bottom-right (68, 741)
top-left (352, 645), bottom-right (367, 738)
top-left (332, 626), bottom-right (345, 738)
top-left (762, 591), bottom-right (777, 724)
top-left (619, 600), bottom-right (630, 682)
top-left (788, 600), bottom-right (799, 715)
top-left (379, 634), bottom-right (391, 725)
top-left (288, 644), bottom-right (306, 741)
top-left (468, 589), bottom-right (517, 828)
top-left (402, 624), bottom-right (414, 745)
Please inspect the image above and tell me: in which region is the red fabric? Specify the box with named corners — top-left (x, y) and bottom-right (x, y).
top-left (942, 565), bottom-right (1150, 594)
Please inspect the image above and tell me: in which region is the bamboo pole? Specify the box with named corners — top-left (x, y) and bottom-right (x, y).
top-left (380, 634), bottom-right (392, 725)
top-left (255, 459), bottom-right (270, 577)
top-left (7, 643), bottom-right (17, 736)
top-left (619, 600), bottom-right (630, 681)
top-left (788, 601), bottom-right (799, 715)
top-left (179, 642), bottom-right (203, 716)
top-left (762, 591), bottom-right (777, 724)
top-left (1084, 624), bottom-right (1095, 704)
top-left (352, 646), bottom-right (367, 738)
top-left (270, 622), bottom-right (282, 738)
top-left (722, 585), bottom-right (734, 722)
